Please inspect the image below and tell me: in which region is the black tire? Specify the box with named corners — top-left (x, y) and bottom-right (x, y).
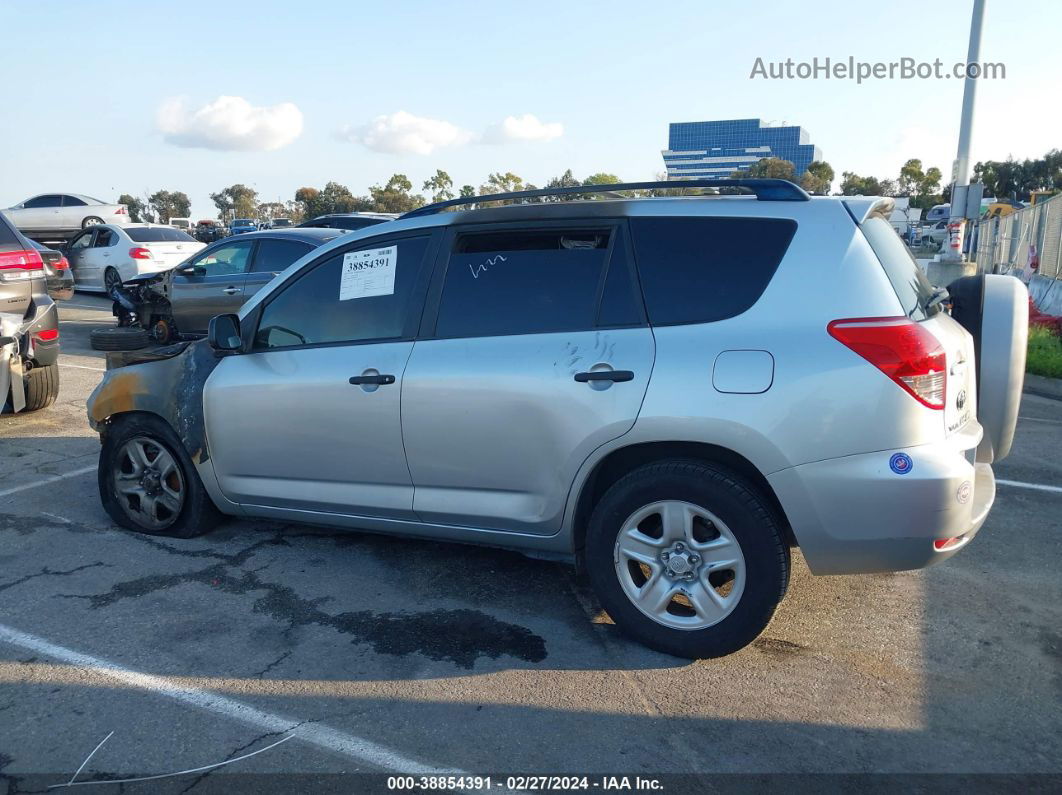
top-left (90, 325), bottom-right (149, 351)
top-left (99, 414), bottom-right (223, 538)
top-left (82, 216), bottom-right (104, 229)
top-left (103, 266), bottom-right (123, 294)
top-left (22, 363), bottom-right (59, 412)
top-left (585, 459), bottom-right (790, 659)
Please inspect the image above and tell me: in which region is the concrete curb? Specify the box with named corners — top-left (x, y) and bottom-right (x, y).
top-left (1024, 373), bottom-right (1062, 401)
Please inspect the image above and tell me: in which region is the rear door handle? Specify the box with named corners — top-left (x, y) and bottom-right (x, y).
top-left (349, 374), bottom-right (396, 386)
top-left (222, 286), bottom-right (240, 295)
top-left (574, 370), bottom-right (635, 383)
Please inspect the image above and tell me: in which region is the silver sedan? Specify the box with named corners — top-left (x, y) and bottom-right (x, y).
top-left (2, 193), bottom-right (130, 238)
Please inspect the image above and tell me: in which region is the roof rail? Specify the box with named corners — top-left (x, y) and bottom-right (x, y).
top-left (400, 178), bottom-right (810, 219)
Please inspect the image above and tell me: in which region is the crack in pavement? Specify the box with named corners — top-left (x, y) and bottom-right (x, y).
top-left (0, 563), bottom-right (110, 594)
top-left (58, 552), bottom-right (547, 668)
top-left (253, 650), bottom-right (292, 679)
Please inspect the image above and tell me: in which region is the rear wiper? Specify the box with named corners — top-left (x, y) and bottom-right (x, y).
top-left (927, 286), bottom-right (950, 312)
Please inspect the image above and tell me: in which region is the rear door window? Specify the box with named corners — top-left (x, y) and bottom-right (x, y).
top-left (630, 217), bottom-right (796, 326)
top-left (861, 216), bottom-right (939, 320)
top-left (93, 229), bottom-right (117, 247)
top-left (253, 234), bottom-right (431, 350)
top-left (434, 227), bottom-right (611, 338)
top-left (251, 239), bottom-right (313, 272)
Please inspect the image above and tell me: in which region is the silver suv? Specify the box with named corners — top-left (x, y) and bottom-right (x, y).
top-left (86, 180), bottom-right (1028, 658)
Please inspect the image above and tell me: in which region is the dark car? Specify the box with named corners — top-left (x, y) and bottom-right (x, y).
top-left (0, 213), bottom-right (60, 413)
top-left (230, 218), bottom-right (257, 235)
top-left (28, 240), bottom-right (75, 301)
top-left (296, 212), bottom-right (396, 232)
top-left (94, 227), bottom-right (343, 349)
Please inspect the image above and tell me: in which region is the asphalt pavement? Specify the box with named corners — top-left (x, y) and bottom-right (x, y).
top-left (0, 293), bottom-right (1059, 791)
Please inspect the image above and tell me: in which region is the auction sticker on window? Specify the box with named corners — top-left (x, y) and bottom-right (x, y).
top-left (340, 245), bottom-right (397, 301)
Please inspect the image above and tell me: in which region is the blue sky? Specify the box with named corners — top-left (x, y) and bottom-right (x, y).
top-left (3, 0), bottom-right (1058, 217)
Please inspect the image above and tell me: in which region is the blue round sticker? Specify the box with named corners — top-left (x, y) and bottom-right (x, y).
top-left (889, 453), bottom-right (913, 474)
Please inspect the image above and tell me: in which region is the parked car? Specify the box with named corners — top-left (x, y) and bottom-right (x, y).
top-left (97, 227), bottom-right (342, 347)
top-left (169, 218), bottom-right (193, 232)
top-left (28, 240), bottom-right (74, 301)
top-left (230, 219), bottom-right (257, 235)
top-left (271, 218), bottom-right (292, 228)
top-left (923, 220), bottom-right (949, 245)
top-left (86, 179), bottom-right (1027, 659)
top-left (296, 212), bottom-right (397, 231)
top-left (64, 224), bottom-right (205, 293)
top-left (0, 212), bottom-right (60, 413)
top-left (194, 220), bottom-right (224, 243)
top-left (925, 204), bottom-right (950, 223)
top-left (3, 194), bottom-right (129, 238)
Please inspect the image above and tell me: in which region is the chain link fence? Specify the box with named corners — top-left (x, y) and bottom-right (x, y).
top-left (975, 193), bottom-right (1062, 279)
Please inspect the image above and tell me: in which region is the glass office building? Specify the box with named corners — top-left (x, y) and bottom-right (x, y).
top-left (662, 119), bottom-right (822, 180)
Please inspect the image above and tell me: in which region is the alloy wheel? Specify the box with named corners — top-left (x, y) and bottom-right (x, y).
top-left (613, 500), bottom-right (746, 631)
top-left (112, 436), bottom-right (185, 530)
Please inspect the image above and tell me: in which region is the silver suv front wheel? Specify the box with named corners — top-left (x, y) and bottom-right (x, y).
top-left (586, 460), bottom-right (789, 658)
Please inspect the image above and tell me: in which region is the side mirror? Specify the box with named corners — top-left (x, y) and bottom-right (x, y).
top-left (208, 314), bottom-right (242, 352)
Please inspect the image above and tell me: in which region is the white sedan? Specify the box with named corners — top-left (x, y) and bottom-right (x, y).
top-left (2, 193), bottom-right (130, 238)
top-left (64, 224), bottom-right (205, 293)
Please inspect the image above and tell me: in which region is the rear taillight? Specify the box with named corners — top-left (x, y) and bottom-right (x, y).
top-left (116, 206), bottom-right (128, 215)
top-left (129, 247), bottom-right (152, 260)
top-left (55, 256), bottom-right (70, 270)
top-left (34, 329), bottom-right (59, 342)
top-left (0, 249), bottom-right (44, 271)
top-left (828, 317), bottom-right (947, 409)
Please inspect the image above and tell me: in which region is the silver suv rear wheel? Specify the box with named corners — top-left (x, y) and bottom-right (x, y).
top-left (586, 459), bottom-right (789, 658)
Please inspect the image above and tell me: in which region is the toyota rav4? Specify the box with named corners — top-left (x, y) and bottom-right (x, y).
top-left (86, 179), bottom-right (1027, 658)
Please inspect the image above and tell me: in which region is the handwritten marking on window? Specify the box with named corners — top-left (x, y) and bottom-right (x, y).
top-left (469, 254), bottom-right (506, 279)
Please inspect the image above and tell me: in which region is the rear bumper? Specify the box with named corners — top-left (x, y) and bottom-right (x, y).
top-left (22, 299), bottom-right (60, 367)
top-left (768, 431), bottom-right (995, 575)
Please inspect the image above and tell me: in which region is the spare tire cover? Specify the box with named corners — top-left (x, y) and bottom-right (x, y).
top-left (975, 275), bottom-right (1028, 461)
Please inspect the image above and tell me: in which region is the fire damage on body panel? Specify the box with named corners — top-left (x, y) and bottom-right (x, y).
top-left (87, 340), bottom-right (222, 464)
top-left (108, 271), bottom-right (181, 344)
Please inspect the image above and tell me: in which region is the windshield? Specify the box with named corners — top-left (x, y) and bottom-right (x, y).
top-left (126, 227), bottom-right (198, 243)
top-left (234, 219), bottom-right (254, 225)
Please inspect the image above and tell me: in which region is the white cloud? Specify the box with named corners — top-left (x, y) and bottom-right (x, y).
top-left (156, 96), bottom-right (303, 152)
top-left (341, 111), bottom-right (474, 156)
top-left (483, 114), bottom-right (564, 144)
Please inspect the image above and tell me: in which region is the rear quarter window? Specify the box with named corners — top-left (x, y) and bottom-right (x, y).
top-left (126, 228), bottom-right (197, 242)
top-left (630, 217), bottom-right (796, 325)
top-left (861, 216), bottom-right (939, 320)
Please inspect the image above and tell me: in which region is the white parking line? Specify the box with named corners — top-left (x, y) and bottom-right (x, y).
top-left (997, 479), bottom-right (1062, 495)
top-left (60, 304), bottom-right (110, 311)
top-left (59, 363), bottom-right (106, 372)
top-left (1018, 415), bottom-right (1062, 426)
top-left (0, 623), bottom-right (460, 776)
top-left (0, 465), bottom-right (98, 499)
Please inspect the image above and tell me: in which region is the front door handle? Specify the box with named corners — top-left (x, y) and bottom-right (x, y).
top-left (574, 370), bottom-right (635, 383)
top-left (349, 373), bottom-right (396, 386)
top-left (222, 286), bottom-right (240, 295)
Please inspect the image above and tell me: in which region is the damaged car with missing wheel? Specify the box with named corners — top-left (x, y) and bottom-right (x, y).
top-left (92, 227), bottom-right (344, 351)
top-left (87, 179), bottom-right (1028, 659)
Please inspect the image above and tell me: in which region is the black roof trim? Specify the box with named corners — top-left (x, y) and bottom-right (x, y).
top-left (401, 178), bottom-right (810, 219)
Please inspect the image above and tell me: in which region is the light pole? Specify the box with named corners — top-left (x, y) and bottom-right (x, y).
top-left (942, 0), bottom-right (986, 263)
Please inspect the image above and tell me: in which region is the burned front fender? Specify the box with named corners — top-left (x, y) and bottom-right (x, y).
top-left (87, 340), bottom-right (222, 464)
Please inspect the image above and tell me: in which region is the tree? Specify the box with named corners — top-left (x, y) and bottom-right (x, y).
top-left (368, 174), bottom-right (425, 213)
top-left (480, 172), bottom-right (526, 194)
top-left (543, 169), bottom-right (581, 201)
top-left (422, 170), bottom-right (454, 203)
top-left (211, 184), bottom-right (258, 222)
top-left (582, 172), bottom-right (621, 186)
top-left (733, 157), bottom-right (795, 180)
top-left (800, 161), bottom-right (834, 195)
top-left (459, 185), bottom-right (476, 198)
top-left (148, 190), bottom-right (191, 223)
top-left (256, 201), bottom-right (288, 221)
top-left (117, 193), bottom-right (148, 223)
top-left (839, 172), bottom-right (894, 196)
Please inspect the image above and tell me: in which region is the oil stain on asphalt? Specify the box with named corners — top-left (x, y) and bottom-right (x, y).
top-left (55, 528), bottom-right (548, 669)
